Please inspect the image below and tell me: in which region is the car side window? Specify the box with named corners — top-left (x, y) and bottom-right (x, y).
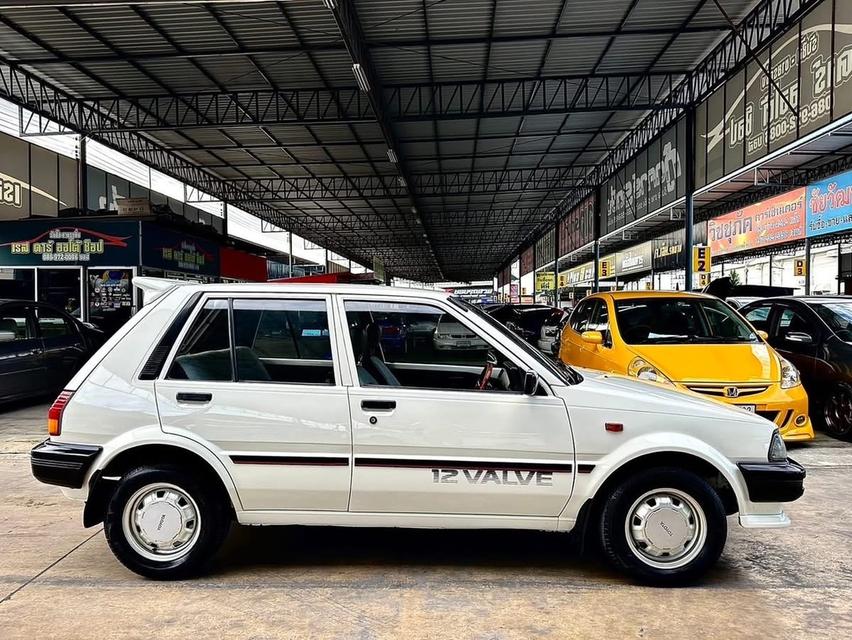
top-left (168, 299), bottom-right (232, 381)
top-left (588, 301), bottom-right (611, 345)
top-left (0, 305), bottom-right (32, 342)
top-left (34, 306), bottom-right (77, 339)
top-left (344, 300), bottom-right (523, 393)
top-left (744, 305), bottom-right (772, 333)
top-left (776, 307), bottom-right (814, 342)
top-left (570, 301), bottom-right (593, 333)
top-left (167, 298), bottom-right (336, 385)
top-left (233, 299), bottom-right (334, 385)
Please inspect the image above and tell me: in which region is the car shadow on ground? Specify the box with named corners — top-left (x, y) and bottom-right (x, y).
top-left (209, 523), bottom-right (743, 587)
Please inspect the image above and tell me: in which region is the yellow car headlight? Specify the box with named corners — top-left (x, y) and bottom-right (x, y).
top-left (627, 357), bottom-right (673, 385)
top-left (779, 356), bottom-right (801, 389)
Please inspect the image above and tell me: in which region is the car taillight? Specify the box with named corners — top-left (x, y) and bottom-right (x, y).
top-left (47, 390), bottom-right (74, 436)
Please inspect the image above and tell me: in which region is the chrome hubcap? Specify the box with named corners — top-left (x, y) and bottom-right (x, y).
top-left (122, 483), bottom-right (200, 562)
top-left (625, 488), bottom-right (707, 569)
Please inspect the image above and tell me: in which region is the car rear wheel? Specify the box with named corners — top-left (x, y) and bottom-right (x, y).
top-left (599, 467), bottom-right (727, 585)
top-left (104, 465), bottom-right (230, 579)
top-left (822, 383), bottom-right (852, 440)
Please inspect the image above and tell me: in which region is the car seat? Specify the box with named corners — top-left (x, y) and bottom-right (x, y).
top-left (358, 323), bottom-right (401, 386)
top-left (174, 346), bottom-right (271, 381)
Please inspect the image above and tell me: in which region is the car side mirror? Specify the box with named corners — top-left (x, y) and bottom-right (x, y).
top-left (785, 331), bottom-right (813, 344)
top-left (523, 370), bottom-right (539, 396)
top-left (757, 330), bottom-right (769, 341)
top-left (581, 330), bottom-right (603, 345)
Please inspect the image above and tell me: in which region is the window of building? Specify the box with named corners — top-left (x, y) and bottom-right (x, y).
top-left (344, 300), bottom-right (522, 392)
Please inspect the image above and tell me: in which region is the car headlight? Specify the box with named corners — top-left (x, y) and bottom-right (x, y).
top-left (768, 429), bottom-right (787, 462)
top-left (779, 355), bottom-right (801, 389)
top-left (627, 357), bottom-right (673, 385)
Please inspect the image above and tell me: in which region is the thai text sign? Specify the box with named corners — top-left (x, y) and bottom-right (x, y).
top-left (708, 188), bottom-right (806, 256)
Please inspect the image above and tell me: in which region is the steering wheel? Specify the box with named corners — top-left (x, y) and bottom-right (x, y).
top-left (476, 351), bottom-right (499, 390)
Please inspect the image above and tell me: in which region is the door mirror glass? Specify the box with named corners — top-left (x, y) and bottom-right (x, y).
top-left (581, 330), bottom-right (603, 345)
top-left (785, 331), bottom-right (813, 344)
top-left (523, 370), bottom-right (539, 396)
top-left (756, 330), bottom-right (769, 341)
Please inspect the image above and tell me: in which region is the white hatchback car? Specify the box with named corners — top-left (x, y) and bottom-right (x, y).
top-left (31, 279), bottom-right (805, 584)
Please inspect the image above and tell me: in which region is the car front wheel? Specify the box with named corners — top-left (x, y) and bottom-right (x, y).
top-left (599, 467), bottom-right (727, 586)
top-left (104, 465), bottom-right (230, 579)
top-left (821, 383), bottom-right (852, 439)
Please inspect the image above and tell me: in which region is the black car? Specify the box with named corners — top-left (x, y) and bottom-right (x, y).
top-left (0, 300), bottom-right (104, 404)
top-left (740, 296), bottom-right (852, 439)
top-left (485, 304), bottom-right (565, 347)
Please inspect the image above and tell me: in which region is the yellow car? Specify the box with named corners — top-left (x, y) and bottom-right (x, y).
top-left (559, 291), bottom-right (814, 441)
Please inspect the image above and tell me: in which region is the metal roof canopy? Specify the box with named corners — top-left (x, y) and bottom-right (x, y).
top-left (0, 0), bottom-right (806, 281)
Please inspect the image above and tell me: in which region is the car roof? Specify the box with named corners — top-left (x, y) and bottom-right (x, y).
top-left (145, 279), bottom-right (456, 301)
top-left (742, 296), bottom-right (852, 305)
top-left (586, 290), bottom-right (715, 301)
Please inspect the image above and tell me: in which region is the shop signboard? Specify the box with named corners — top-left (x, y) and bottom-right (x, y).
top-left (794, 258), bottom-right (808, 277)
top-left (693, 246), bottom-right (711, 273)
top-left (561, 262), bottom-right (594, 286)
top-left (601, 117), bottom-right (686, 236)
top-left (0, 219), bottom-right (138, 266)
top-left (697, 0), bottom-right (852, 188)
top-left (535, 229), bottom-right (555, 268)
top-left (141, 222), bottom-right (218, 277)
top-left (599, 256), bottom-right (615, 279)
top-left (707, 188), bottom-right (806, 256)
top-left (520, 246), bottom-right (535, 275)
top-left (805, 169), bottom-right (852, 238)
top-left (535, 271), bottom-right (555, 292)
top-left (557, 195), bottom-right (596, 256)
top-left (652, 223), bottom-right (708, 271)
top-left (615, 241), bottom-right (653, 276)
top-left (509, 283), bottom-right (519, 303)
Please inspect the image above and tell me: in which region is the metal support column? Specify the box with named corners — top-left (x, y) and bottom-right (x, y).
top-left (593, 241), bottom-right (600, 292)
top-left (805, 238), bottom-right (812, 295)
top-left (684, 108), bottom-right (696, 291)
top-left (768, 254), bottom-right (773, 286)
top-left (839, 243), bottom-right (843, 295)
top-left (222, 202), bottom-right (228, 238)
top-left (593, 186), bottom-right (601, 293)
top-left (77, 136), bottom-right (87, 213)
top-left (288, 231), bottom-right (294, 278)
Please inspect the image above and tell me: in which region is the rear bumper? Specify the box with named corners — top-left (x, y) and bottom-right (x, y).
top-left (31, 440), bottom-right (102, 489)
top-left (737, 458), bottom-right (806, 503)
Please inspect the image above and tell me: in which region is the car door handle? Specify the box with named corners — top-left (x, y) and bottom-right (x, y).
top-left (176, 392), bottom-right (212, 404)
top-left (361, 400), bottom-right (396, 411)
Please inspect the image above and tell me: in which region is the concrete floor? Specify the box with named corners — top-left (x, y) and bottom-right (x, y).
top-left (1, 402), bottom-right (851, 639)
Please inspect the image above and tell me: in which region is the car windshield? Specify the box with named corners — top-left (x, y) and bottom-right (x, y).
top-left (450, 297), bottom-right (582, 385)
top-left (614, 297), bottom-right (759, 345)
top-left (812, 302), bottom-right (852, 342)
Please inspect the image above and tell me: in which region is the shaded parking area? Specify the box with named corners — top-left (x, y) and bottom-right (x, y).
top-left (2, 402), bottom-right (851, 639)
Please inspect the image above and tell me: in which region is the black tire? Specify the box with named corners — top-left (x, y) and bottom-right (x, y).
top-left (104, 465), bottom-right (231, 580)
top-left (599, 467), bottom-right (727, 586)
top-left (820, 383), bottom-right (852, 440)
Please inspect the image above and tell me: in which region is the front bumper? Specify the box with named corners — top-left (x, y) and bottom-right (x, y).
top-left (31, 440), bottom-right (102, 489)
top-left (737, 457), bottom-right (806, 503)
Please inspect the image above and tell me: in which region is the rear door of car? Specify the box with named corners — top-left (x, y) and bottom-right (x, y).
top-left (337, 294), bottom-right (575, 518)
top-left (0, 303), bottom-right (45, 400)
top-left (155, 292), bottom-right (352, 512)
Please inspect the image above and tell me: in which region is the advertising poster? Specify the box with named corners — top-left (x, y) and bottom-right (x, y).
top-left (0, 219), bottom-right (138, 266)
top-left (535, 271), bottom-right (556, 292)
top-left (806, 169), bottom-right (852, 237)
top-left (708, 188), bottom-right (806, 255)
top-left (615, 241), bottom-right (653, 276)
top-left (509, 283), bottom-right (519, 303)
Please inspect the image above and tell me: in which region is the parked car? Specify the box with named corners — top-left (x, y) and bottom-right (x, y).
top-left (740, 296), bottom-right (852, 439)
top-left (31, 278), bottom-right (804, 585)
top-left (433, 316), bottom-right (489, 351)
top-left (487, 304), bottom-right (566, 348)
top-left (537, 309), bottom-right (570, 353)
top-left (558, 291), bottom-right (814, 442)
top-left (0, 300), bottom-right (103, 404)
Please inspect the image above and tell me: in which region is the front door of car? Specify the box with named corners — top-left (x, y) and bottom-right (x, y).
top-left (338, 296), bottom-right (575, 518)
top-left (768, 304), bottom-right (819, 381)
top-left (560, 299), bottom-right (594, 367)
top-left (0, 303), bottom-right (45, 400)
top-left (155, 294), bottom-right (352, 512)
